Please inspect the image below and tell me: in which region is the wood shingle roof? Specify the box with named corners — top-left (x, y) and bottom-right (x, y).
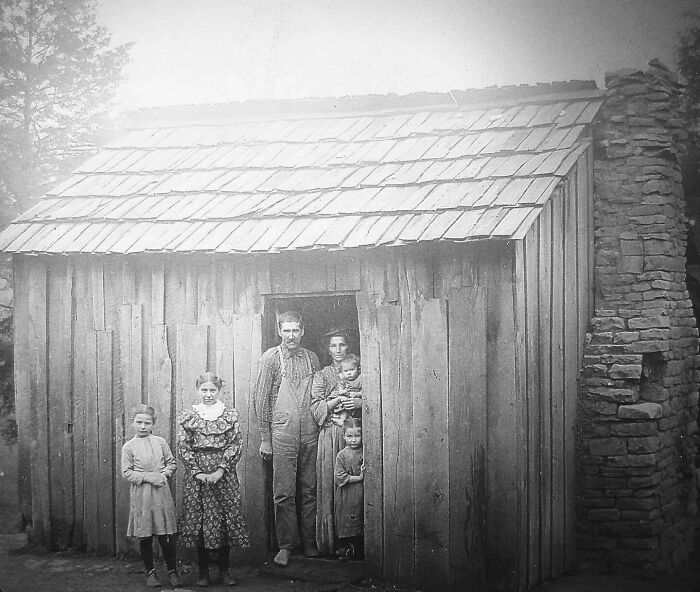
top-left (0, 84), bottom-right (604, 255)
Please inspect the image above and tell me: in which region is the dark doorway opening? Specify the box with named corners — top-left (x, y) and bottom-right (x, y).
top-left (261, 293), bottom-right (361, 560)
top-left (263, 294), bottom-right (360, 363)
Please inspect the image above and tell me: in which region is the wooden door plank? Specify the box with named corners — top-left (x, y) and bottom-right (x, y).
top-left (448, 281), bottom-right (488, 590)
top-left (514, 239), bottom-right (530, 592)
top-left (151, 261), bottom-right (165, 326)
top-left (13, 257), bottom-right (32, 527)
top-left (411, 298), bottom-right (449, 591)
top-left (71, 265), bottom-right (90, 549)
top-left (198, 264), bottom-right (218, 368)
top-left (215, 316), bottom-right (235, 407)
top-left (174, 324), bottom-right (209, 514)
top-left (563, 175), bottom-right (579, 569)
top-left (356, 292), bottom-right (383, 580)
top-left (91, 264), bottom-right (105, 331)
top-left (116, 304), bottom-right (143, 554)
top-left (550, 188), bottom-right (566, 576)
top-left (96, 330), bottom-right (115, 555)
top-left (485, 248), bottom-right (519, 591)
top-left (376, 303), bottom-right (404, 582)
top-left (148, 325), bottom-right (173, 446)
top-left (47, 263), bottom-right (74, 549)
top-left (524, 223), bottom-right (542, 588)
top-left (27, 260), bottom-right (50, 545)
top-left (232, 313), bottom-right (266, 560)
top-left (538, 200), bottom-right (553, 580)
top-left (84, 329), bottom-right (99, 553)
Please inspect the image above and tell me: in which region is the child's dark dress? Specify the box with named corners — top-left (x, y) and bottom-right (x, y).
top-left (177, 407), bottom-right (249, 549)
top-left (334, 446), bottom-right (364, 538)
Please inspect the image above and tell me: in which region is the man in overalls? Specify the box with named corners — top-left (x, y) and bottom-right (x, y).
top-left (254, 311), bottom-right (321, 566)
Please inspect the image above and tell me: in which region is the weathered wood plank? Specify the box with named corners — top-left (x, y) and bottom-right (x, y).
top-left (148, 325), bottom-right (173, 446)
top-left (576, 158), bottom-right (590, 354)
top-left (550, 188), bottom-right (566, 576)
top-left (294, 256), bottom-right (328, 293)
top-left (165, 263), bottom-right (187, 327)
top-left (215, 314), bottom-right (235, 407)
top-left (538, 200), bottom-right (554, 580)
top-left (151, 261), bottom-right (165, 326)
top-left (91, 264), bottom-right (105, 331)
top-left (96, 330), bottom-right (115, 555)
top-left (71, 266), bottom-right (90, 549)
top-left (376, 303), bottom-right (405, 582)
top-left (513, 240), bottom-right (529, 592)
top-left (184, 266), bottom-right (198, 324)
top-left (27, 260), bottom-right (50, 545)
top-left (356, 291), bottom-right (383, 580)
top-left (121, 259), bottom-right (136, 304)
top-left (13, 257), bottom-right (32, 527)
top-left (563, 175), bottom-right (579, 569)
top-left (198, 265), bottom-right (217, 369)
top-left (47, 263), bottom-right (74, 549)
top-left (411, 298), bottom-right (449, 591)
top-left (174, 324), bottom-right (209, 515)
top-left (336, 256), bottom-right (361, 291)
top-left (116, 304), bottom-right (143, 554)
top-left (486, 248), bottom-right (519, 591)
top-left (232, 313), bottom-right (265, 559)
top-left (524, 222), bottom-right (542, 588)
top-left (84, 329), bottom-right (99, 553)
top-left (448, 280), bottom-right (488, 590)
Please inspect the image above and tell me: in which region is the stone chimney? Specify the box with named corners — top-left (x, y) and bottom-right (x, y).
top-left (577, 60), bottom-right (700, 573)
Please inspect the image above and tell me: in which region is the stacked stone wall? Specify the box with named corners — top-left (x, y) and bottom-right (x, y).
top-left (577, 60), bottom-right (700, 573)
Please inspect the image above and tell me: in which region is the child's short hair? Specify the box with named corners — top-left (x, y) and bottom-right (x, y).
top-left (196, 372), bottom-right (223, 390)
top-left (343, 417), bottom-right (362, 432)
top-left (131, 404), bottom-right (156, 422)
top-left (340, 353), bottom-right (360, 370)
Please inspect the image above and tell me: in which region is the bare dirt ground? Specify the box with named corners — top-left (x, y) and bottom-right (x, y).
top-left (1, 531), bottom-right (699, 592)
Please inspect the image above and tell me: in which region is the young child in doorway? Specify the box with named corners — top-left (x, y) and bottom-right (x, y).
top-left (331, 354), bottom-right (362, 427)
top-left (334, 417), bottom-right (364, 561)
top-left (121, 404), bottom-right (181, 588)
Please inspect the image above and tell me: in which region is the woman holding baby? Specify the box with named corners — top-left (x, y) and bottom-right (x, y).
top-left (310, 328), bottom-right (363, 556)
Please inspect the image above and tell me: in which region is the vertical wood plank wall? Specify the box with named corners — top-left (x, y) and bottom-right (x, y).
top-left (12, 151), bottom-right (592, 592)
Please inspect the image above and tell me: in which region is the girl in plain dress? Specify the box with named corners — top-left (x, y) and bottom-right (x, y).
top-left (334, 417), bottom-right (364, 561)
top-left (121, 404), bottom-right (180, 588)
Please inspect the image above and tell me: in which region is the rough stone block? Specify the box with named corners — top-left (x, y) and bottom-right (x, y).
top-left (592, 316), bottom-right (626, 331)
top-left (627, 436), bottom-right (661, 454)
top-left (610, 364), bottom-right (643, 379)
top-left (628, 316), bottom-right (671, 329)
top-left (614, 332), bottom-right (640, 344)
top-left (589, 387), bottom-right (639, 403)
top-left (617, 403), bottom-right (663, 420)
top-left (588, 508), bottom-right (621, 522)
top-left (618, 256), bottom-right (643, 273)
top-left (589, 438), bottom-right (627, 456)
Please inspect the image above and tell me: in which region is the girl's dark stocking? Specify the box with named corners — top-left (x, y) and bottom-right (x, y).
top-left (218, 545), bottom-right (230, 572)
top-left (156, 534), bottom-right (177, 571)
top-left (139, 536), bottom-right (155, 571)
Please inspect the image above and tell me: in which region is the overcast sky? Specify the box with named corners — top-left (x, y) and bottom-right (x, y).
top-left (98, 0), bottom-right (697, 109)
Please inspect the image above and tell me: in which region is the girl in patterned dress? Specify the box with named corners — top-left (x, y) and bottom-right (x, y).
top-left (178, 373), bottom-right (249, 587)
top-left (121, 404), bottom-right (181, 588)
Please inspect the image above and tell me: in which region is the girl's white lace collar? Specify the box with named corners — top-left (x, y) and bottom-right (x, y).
top-left (193, 399), bottom-right (225, 421)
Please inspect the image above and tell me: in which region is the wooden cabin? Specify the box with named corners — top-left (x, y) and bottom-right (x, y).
top-left (0, 82), bottom-right (603, 591)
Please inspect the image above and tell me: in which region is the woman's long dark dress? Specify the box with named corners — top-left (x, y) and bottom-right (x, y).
top-left (310, 364), bottom-right (345, 555)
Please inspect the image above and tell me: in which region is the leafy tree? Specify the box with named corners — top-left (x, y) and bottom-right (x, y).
top-left (0, 0), bottom-right (130, 223)
top-left (0, 0), bottom-right (129, 443)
